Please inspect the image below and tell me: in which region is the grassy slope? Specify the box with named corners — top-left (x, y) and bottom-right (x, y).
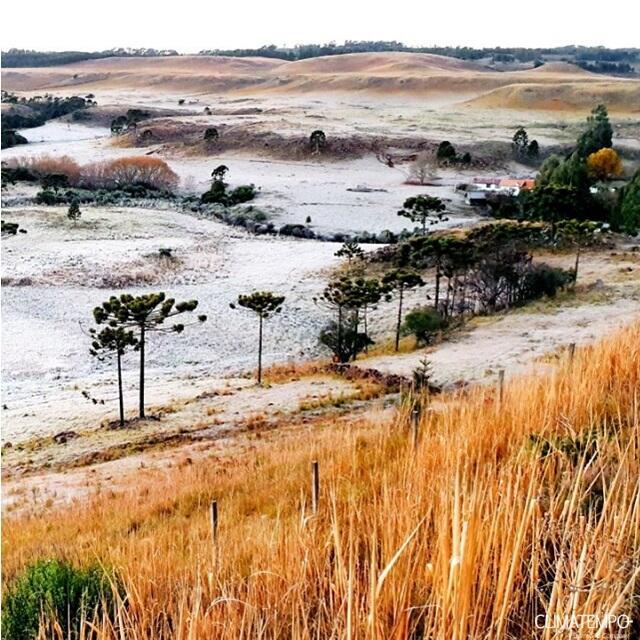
top-left (2, 322), bottom-right (639, 638)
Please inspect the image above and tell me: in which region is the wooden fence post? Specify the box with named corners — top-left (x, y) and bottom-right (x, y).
top-left (568, 343), bottom-right (576, 368)
top-left (497, 369), bottom-right (505, 405)
top-left (311, 461), bottom-right (320, 514)
top-left (210, 500), bottom-right (218, 545)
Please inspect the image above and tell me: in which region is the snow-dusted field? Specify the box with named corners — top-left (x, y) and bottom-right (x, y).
top-left (0, 205), bottom-right (351, 441)
top-left (4, 118), bottom-right (469, 442)
top-left (3, 121), bottom-right (477, 235)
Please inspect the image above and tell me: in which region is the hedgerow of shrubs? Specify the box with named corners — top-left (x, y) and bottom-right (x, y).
top-left (6, 156), bottom-right (178, 193)
top-left (2, 558), bottom-right (118, 640)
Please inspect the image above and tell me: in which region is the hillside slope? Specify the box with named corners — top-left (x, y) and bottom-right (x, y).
top-left (4, 322), bottom-right (639, 638)
top-left (3, 53), bottom-right (638, 112)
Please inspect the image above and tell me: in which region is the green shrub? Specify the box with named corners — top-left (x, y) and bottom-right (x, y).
top-left (521, 263), bottom-right (573, 300)
top-left (35, 189), bottom-right (64, 205)
top-left (1, 130), bottom-right (28, 150)
top-left (402, 307), bottom-right (444, 346)
top-left (612, 170), bottom-right (640, 235)
top-left (227, 184), bottom-right (257, 205)
top-left (2, 559), bottom-right (116, 640)
top-left (201, 182), bottom-right (257, 206)
top-left (1, 165), bottom-right (38, 186)
top-left (200, 180), bottom-right (228, 204)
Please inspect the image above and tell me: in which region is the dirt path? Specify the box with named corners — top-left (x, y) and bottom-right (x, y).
top-left (358, 299), bottom-right (640, 386)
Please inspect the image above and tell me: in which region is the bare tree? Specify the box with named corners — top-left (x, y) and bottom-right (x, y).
top-left (409, 152), bottom-right (436, 185)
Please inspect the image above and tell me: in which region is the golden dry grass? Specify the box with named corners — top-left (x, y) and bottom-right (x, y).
top-left (3, 53), bottom-right (638, 112)
top-left (3, 322), bottom-right (639, 638)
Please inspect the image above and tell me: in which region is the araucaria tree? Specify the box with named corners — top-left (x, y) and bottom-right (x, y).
top-left (382, 269), bottom-right (425, 351)
top-left (92, 293), bottom-right (207, 419)
top-left (314, 277), bottom-right (370, 363)
top-left (310, 130), bottom-right (326, 154)
top-left (230, 291), bottom-right (285, 384)
top-left (398, 195), bottom-right (447, 234)
top-left (67, 200), bottom-right (81, 224)
top-left (211, 164), bottom-right (228, 182)
top-left (335, 240), bottom-right (365, 271)
top-left (89, 326), bottom-right (137, 426)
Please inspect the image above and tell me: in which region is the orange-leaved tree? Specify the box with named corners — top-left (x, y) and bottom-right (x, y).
top-left (586, 147), bottom-right (622, 181)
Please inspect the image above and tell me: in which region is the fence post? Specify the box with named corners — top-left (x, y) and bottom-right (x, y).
top-left (210, 500), bottom-right (218, 545)
top-left (497, 369), bottom-right (505, 405)
top-left (411, 406), bottom-right (420, 451)
top-left (568, 343), bottom-right (576, 368)
top-left (311, 461), bottom-right (320, 514)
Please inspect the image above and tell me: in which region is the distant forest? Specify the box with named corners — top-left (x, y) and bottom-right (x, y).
top-left (2, 42), bottom-right (639, 74)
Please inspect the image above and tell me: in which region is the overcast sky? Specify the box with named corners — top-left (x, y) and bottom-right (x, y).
top-left (3, 0), bottom-right (639, 52)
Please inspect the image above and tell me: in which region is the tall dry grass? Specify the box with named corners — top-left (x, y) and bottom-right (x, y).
top-left (3, 323), bottom-right (639, 639)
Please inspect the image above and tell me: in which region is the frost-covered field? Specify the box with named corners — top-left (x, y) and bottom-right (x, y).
top-left (2, 118), bottom-right (458, 442)
top-left (3, 121), bottom-right (477, 234)
top-left (0, 205), bottom-right (353, 441)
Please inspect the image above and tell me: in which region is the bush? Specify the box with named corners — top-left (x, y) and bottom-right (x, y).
top-left (2, 559), bottom-right (116, 640)
top-left (436, 140), bottom-right (456, 163)
top-left (1, 165), bottom-right (38, 185)
top-left (403, 307), bottom-right (444, 345)
top-left (201, 182), bottom-right (257, 206)
top-left (521, 263), bottom-right (574, 300)
top-left (612, 170), bottom-right (640, 234)
top-left (6, 155), bottom-right (82, 185)
top-left (81, 157), bottom-right (179, 192)
top-left (319, 319), bottom-right (372, 363)
top-left (227, 184), bottom-right (256, 204)
top-left (1, 130), bottom-right (28, 149)
top-left (201, 180), bottom-right (228, 204)
top-left (36, 189), bottom-right (64, 205)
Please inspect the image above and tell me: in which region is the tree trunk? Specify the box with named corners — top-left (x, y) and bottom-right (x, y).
top-left (139, 324), bottom-right (145, 419)
top-left (352, 309), bottom-right (359, 361)
top-left (574, 246), bottom-right (581, 285)
top-left (444, 277), bottom-right (451, 317)
top-left (395, 287), bottom-right (404, 352)
top-left (450, 277), bottom-right (458, 317)
top-left (434, 264), bottom-right (441, 312)
top-left (257, 315), bottom-right (263, 384)
top-left (337, 306), bottom-right (343, 360)
top-left (117, 350), bottom-right (124, 427)
top-left (363, 305), bottom-right (369, 353)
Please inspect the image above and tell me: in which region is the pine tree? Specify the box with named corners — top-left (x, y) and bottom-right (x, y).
top-left (92, 293), bottom-right (207, 418)
top-left (231, 291), bottom-right (285, 384)
top-left (67, 200), bottom-right (81, 225)
top-left (397, 195), bottom-right (447, 235)
top-left (89, 326), bottom-right (137, 426)
top-left (577, 104), bottom-right (613, 157)
top-left (382, 270), bottom-right (425, 351)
